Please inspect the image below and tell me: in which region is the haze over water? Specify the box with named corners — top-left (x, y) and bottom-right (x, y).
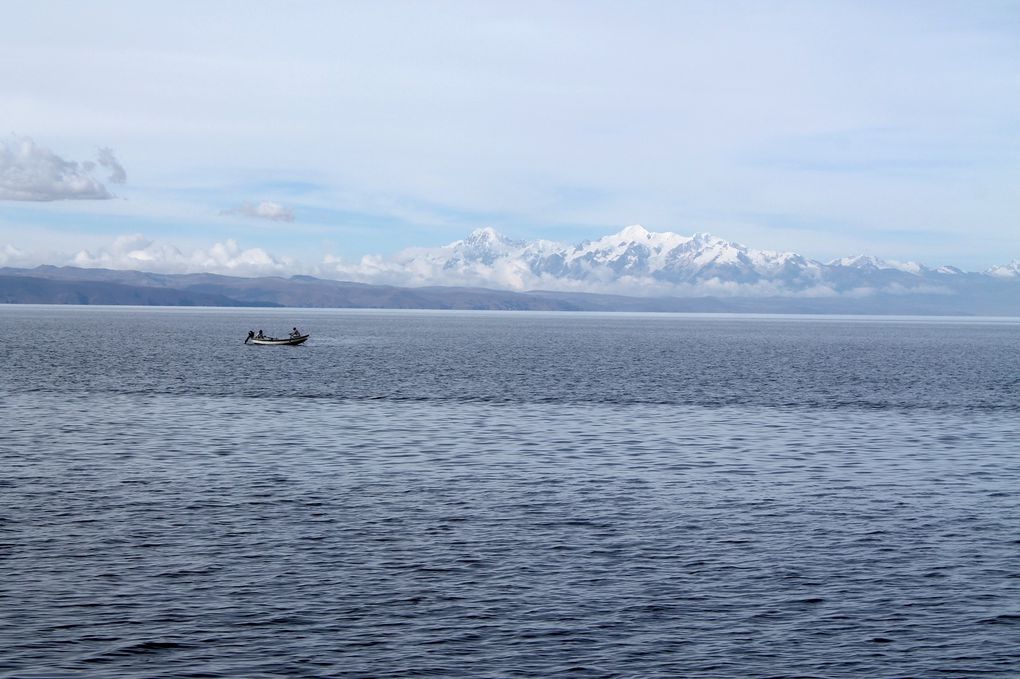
top-left (3, 306), bottom-right (1020, 677)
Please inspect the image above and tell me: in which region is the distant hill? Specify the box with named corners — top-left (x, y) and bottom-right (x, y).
top-left (0, 267), bottom-right (574, 310)
top-left (1, 264), bottom-right (1019, 315)
top-left (0, 274), bottom-right (276, 307)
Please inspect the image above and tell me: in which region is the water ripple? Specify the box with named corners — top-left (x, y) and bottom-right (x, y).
top-left (2, 308), bottom-right (1020, 676)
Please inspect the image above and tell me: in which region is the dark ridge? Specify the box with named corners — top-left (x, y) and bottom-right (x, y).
top-left (1, 265), bottom-right (1019, 314)
top-left (0, 275), bottom-right (278, 307)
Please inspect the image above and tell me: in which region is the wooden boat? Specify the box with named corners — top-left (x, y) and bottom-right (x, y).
top-left (247, 334), bottom-right (309, 346)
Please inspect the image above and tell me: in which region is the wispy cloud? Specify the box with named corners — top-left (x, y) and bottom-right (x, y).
top-left (0, 136), bottom-right (126, 201)
top-left (221, 200), bottom-right (294, 222)
top-left (97, 146), bottom-right (127, 184)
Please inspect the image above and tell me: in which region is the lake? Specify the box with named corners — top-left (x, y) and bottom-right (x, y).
top-left (2, 306), bottom-right (1019, 677)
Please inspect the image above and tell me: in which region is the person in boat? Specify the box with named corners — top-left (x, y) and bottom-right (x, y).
top-left (257, 329), bottom-right (265, 339)
top-left (246, 330), bottom-right (255, 343)
top-left (290, 327), bottom-right (301, 338)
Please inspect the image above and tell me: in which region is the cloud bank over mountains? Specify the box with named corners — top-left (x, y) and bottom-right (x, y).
top-left (0, 136), bottom-right (126, 201)
top-left (5, 225), bottom-right (1017, 300)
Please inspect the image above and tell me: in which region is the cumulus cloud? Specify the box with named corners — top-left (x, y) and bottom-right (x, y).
top-left (72, 234), bottom-right (297, 277)
top-left (0, 244), bottom-right (30, 267)
top-left (321, 252), bottom-right (849, 299)
top-left (221, 200), bottom-right (294, 222)
top-left (0, 135), bottom-right (126, 201)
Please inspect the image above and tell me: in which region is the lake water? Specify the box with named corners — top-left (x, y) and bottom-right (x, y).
top-left (2, 306), bottom-right (1020, 677)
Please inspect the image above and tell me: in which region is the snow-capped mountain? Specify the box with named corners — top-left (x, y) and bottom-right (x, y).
top-left (828, 255), bottom-right (926, 274)
top-left (986, 260), bottom-right (1020, 278)
top-left (326, 225), bottom-right (1015, 298)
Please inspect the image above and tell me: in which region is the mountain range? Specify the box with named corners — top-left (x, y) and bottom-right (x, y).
top-left (326, 225), bottom-right (1019, 299)
top-left (2, 226), bottom-right (1018, 314)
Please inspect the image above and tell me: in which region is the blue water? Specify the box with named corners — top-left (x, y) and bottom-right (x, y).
top-left (2, 306), bottom-right (1020, 677)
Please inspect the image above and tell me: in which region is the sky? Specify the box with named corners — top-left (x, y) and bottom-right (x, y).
top-left (1, 0), bottom-right (1018, 277)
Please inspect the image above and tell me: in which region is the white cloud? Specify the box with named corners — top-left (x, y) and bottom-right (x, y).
top-left (0, 135), bottom-right (126, 201)
top-left (222, 200), bottom-right (294, 222)
top-left (0, 244), bottom-right (30, 267)
top-left (72, 233), bottom-right (297, 277)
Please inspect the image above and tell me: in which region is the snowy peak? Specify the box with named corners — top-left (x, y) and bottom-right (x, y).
top-left (408, 226), bottom-right (830, 291)
top-left (616, 224), bottom-right (652, 241)
top-left (440, 227), bottom-right (529, 268)
top-left (830, 254), bottom-right (926, 274)
top-left (462, 227), bottom-right (520, 250)
top-left (578, 226), bottom-right (748, 268)
top-left (888, 260), bottom-right (924, 274)
top-left (986, 260), bottom-right (1020, 278)
top-left (579, 225), bottom-right (690, 262)
top-left (831, 255), bottom-right (886, 270)
top-left (584, 224), bottom-right (677, 251)
top-left (465, 226), bottom-right (504, 244)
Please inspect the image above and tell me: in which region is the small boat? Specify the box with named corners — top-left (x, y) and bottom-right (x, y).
top-left (247, 333), bottom-right (309, 346)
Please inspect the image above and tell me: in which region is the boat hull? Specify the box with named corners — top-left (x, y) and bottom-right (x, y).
top-left (249, 334), bottom-right (309, 346)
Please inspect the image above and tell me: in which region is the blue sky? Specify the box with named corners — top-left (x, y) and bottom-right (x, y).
top-left (1, 0), bottom-right (1018, 274)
